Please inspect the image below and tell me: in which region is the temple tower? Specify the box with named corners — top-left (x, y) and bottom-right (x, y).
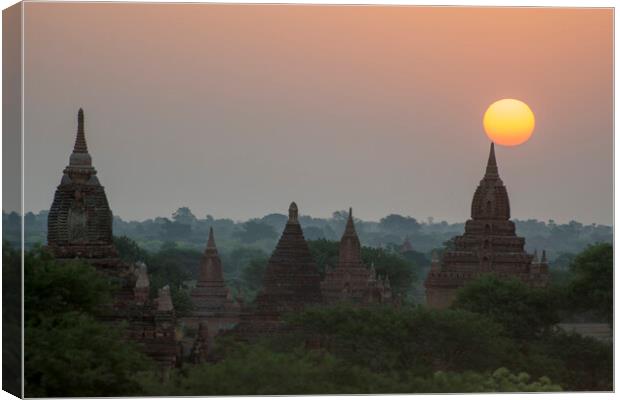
top-left (424, 143), bottom-right (549, 308)
top-left (254, 202), bottom-right (323, 313)
top-left (186, 227), bottom-right (240, 346)
top-left (47, 109), bottom-right (117, 259)
top-left (400, 236), bottom-right (414, 254)
top-left (321, 208), bottom-right (391, 305)
top-left (45, 109), bottom-right (179, 371)
top-left (231, 202), bottom-right (322, 339)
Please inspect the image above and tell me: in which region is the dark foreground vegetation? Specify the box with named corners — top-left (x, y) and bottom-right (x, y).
top-left (9, 241), bottom-right (612, 396)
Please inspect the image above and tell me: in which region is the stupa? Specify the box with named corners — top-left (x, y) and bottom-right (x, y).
top-left (45, 109), bottom-right (179, 371)
top-left (232, 202), bottom-right (322, 339)
top-left (321, 208), bottom-right (392, 305)
top-left (185, 227), bottom-right (240, 346)
top-left (424, 143), bottom-right (549, 308)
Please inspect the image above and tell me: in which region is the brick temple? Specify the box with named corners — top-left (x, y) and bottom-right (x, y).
top-left (184, 227), bottom-right (240, 347)
top-left (46, 109), bottom-right (178, 372)
top-left (321, 208), bottom-right (392, 305)
top-left (424, 143), bottom-right (549, 308)
top-left (232, 202), bottom-right (323, 339)
top-left (400, 236), bottom-right (414, 254)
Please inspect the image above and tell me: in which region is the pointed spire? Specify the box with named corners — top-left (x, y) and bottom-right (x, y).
top-left (288, 202), bottom-right (299, 223)
top-left (207, 226), bottom-right (216, 250)
top-left (532, 249), bottom-right (539, 263)
top-left (541, 250), bottom-right (547, 263)
top-left (485, 142), bottom-right (499, 178)
top-left (73, 108), bottom-right (88, 154)
top-left (344, 207), bottom-right (357, 235)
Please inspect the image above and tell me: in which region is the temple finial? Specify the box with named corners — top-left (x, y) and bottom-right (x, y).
top-left (541, 249), bottom-right (547, 263)
top-left (485, 142), bottom-right (498, 177)
top-left (207, 226), bottom-right (216, 249)
top-left (344, 207), bottom-right (356, 234)
top-left (288, 202), bottom-right (299, 223)
top-left (74, 108), bottom-right (88, 154)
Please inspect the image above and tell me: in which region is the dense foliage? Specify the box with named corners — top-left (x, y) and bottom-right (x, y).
top-left (564, 243), bottom-right (613, 325)
top-left (2, 242), bottom-right (22, 396)
top-left (22, 246), bottom-right (153, 397)
top-left (139, 342), bottom-right (560, 395)
top-left (12, 220), bottom-right (613, 395)
top-left (452, 275), bottom-right (560, 340)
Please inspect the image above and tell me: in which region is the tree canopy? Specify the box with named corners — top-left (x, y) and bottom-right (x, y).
top-left (23, 247), bottom-right (153, 397)
top-left (452, 274), bottom-right (559, 340)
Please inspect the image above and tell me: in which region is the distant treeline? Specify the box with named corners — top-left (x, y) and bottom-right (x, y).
top-left (9, 207), bottom-right (612, 263)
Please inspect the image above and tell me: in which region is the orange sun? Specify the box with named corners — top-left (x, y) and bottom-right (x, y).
top-left (483, 99), bottom-right (535, 146)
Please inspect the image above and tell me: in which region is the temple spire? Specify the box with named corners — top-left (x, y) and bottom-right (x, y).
top-left (484, 142), bottom-right (499, 178)
top-left (344, 207), bottom-right (356, 235)
top-left (207, 226), bottom-right (216, 250)
top-left (73, 108), bottom-right (88, 154)
top-left (288, 202), bottom-right (299, 223)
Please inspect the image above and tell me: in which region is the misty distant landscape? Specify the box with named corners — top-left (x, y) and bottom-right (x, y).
top-left (7, 208), bottom-right (612, 306)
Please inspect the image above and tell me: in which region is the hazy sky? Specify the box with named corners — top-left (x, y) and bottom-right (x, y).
top-left (21, 4), bottom-right (612, 224)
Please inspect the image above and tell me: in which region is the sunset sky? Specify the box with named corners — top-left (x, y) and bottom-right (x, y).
top-left (18, 4), bottom-right (612, 224)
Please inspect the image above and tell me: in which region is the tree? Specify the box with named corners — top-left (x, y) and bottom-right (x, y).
top-left (24, 248), bottom-right (153, 397)
top-left (240, 257), bottom-right (269, 295)
top-left (525, 330), bottom-right (612, 391)
top-left (26, 313), bottom-right (151, 397)
top-left (565, 243), bottom-right (612, 325)
top-left (402, 368), bottom-right (561, 393)
top-left (452, 274), bottom-right (559, 340)
top-left (3, 242), bottom-right (22, 397)
top-left (285, 305), bottom-right (516, 376)
top-left (234, 220), bottom-right (278, 244)
top-left (114, 235), bottom-right (150, 263)
top-left (140, 343), bottom-right (397, 395)
top-left (160, 218), bottom-right (192, 241)
top-left (172, 207), bottom-right (197, 225)
top-left (379, 214), bottom-right (421, 233)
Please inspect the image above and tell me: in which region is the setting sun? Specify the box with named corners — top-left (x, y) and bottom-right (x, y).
top-left (483, 99), bottom-right (535, 146)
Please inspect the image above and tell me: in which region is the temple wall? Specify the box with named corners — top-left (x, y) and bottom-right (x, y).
top-left (425, 287), bottom-right (458, 309)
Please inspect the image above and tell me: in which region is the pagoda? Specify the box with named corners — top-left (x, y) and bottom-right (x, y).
top-left (185, 227), bottom-right (240, 345)
top-left (232, 202), bottom-right (323, 339)
top-left (47, 108), bottom-right (117, 261)
top-left (321, 208), bottom-right (392, 305)
top-left (424, 143), bottom-right (549, 308)
top-left (400, 236), bottom-right (414, 254)
top-left (45, 109), bottom-right (179, 372)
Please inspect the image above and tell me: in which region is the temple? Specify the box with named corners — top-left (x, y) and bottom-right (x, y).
top-left (321, 208), bottom-right (392, 305)
top-left (46, 109), bottom-right (179, 373)
top-left (400, 236), bottom-right (414, 254)
top-left (47, 108), bottom-right (117, 261)
top-left (185, 227), bottom-right (240, 346)
top-left (424, 143), bottom-right (549, 309)
top-left (232, 202), bottom-right (323, 339)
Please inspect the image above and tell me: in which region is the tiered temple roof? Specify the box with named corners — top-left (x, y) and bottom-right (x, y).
top-left (321, 208), bottom-right (392, 305)
top-left (46, 109), bottom-right (179, 372)
top-left (424, 143), bottom-right (549, 309)
top-left (191, 227), bottom-right (239, 314)
top-left (254, 202), bottom-right (323, 313)
top-left (232, 202), bottom-right (322, 339)
top-left (47, 108), bottom-right (118, 260)
top-left (184, 228), bottom-right (240, 350)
